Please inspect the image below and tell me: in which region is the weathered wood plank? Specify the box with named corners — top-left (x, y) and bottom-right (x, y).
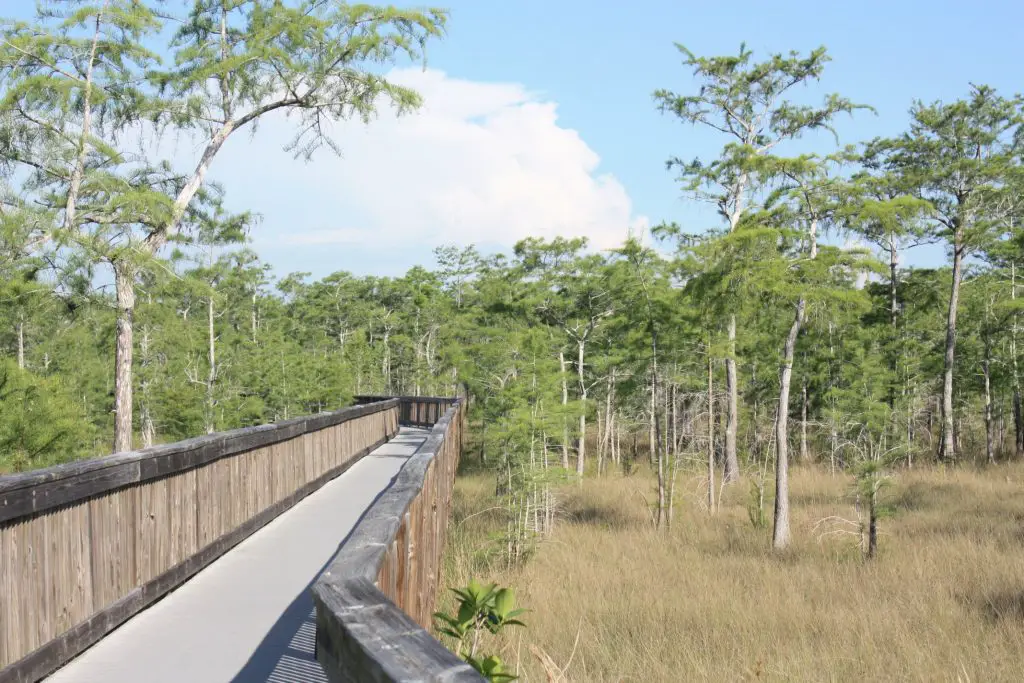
top-left (168, 469), bottom-right (197, 567)
top-left (135, 476), bottom-right (171, 585)
top-left (196, 457), bottom-right (227, 549)
top-left (46, 503), bottom-right (94, 638)
top-left (88, 487), bottom-right (136, 611)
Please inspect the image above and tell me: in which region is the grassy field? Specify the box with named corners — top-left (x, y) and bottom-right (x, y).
top-left (439, 462), bottom-right (1024, 682)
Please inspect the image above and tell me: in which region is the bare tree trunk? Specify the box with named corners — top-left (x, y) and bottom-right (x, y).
top-left (140, 406), bottom-right (156, 449)
top-left (721, 171), bottom-right (747, 483)
top-left (671, 381), bottom-right (678, 462)
top-left (984, 341), bottom-right (994, 465)
top-left (65, 1), bottom-right (106, 231)
top-left (559, 350), bottom-right (569, 470)
top-left (668, 383), bottom-right (678, 527)
top-left (724, 315), bottom-right (740, 482)
top-left (16, 320), bottom-right (24, 370)
top-left (983, 366), bottom-right (994, 464)
top-left (614, 414), bottom-right (621, 466)
top-left (649, 374), bottom-right (657, 466)
top-left (113, 261), bottom-right (136, 454)
top-left (251, 292), bottom-right (258, 343)
top-left (800, 380), bottom-right (809, 462)
top-left (206, 293), bottom-right (217, 434)
top-left (577, 340), bottom-right (586, 478)
top-left (867, 485), bottom-right (879, 560)
top-left (773, 299), bottom-right (805, 550)
top-left (653, 364), bottom-right (665, 527)
top-left (708, 352), bottom-right (715, 514)
top-left (889, 238), bottom-right (900, 409)
top-left (599, 373), bottom-right (614, 476)
top-left (1012, 263), bottom-right (1023, 459)
top-left (939, 242), bottom-right (964, 461)
top-left (139, 325), bottom-right (156, 449)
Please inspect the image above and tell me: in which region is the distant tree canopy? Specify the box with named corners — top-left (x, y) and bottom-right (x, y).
top-left (1, 17), bottom-right (1023, 551)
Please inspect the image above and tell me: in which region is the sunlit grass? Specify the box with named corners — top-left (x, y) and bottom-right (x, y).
top-left (441, 461), bottom-right (1024, 682)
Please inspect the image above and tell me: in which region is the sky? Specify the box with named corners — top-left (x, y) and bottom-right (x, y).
top-left (5, 0), bottom-right (1024, 279)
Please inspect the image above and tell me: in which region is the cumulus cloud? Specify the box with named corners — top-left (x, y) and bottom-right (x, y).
top-left (205, 68), bottom-right (647, 254)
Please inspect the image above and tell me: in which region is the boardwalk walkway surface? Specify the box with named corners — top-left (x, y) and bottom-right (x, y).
top-left (46, 428), bottom-right (429, 683)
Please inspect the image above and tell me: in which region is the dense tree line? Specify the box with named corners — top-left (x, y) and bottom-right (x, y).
top-left (2, 4), bottom-right (1023, 551)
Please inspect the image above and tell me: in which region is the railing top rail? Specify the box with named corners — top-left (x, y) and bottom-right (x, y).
top-left (313, 398), bottom-right (481, 681)
top-left (353, 394), bottom-right (458, 404)
top-left (0, 398), bottom-right (400, 524)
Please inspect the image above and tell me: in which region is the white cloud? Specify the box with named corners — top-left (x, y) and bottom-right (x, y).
top-left (211, 68), bottom-right (647, 254)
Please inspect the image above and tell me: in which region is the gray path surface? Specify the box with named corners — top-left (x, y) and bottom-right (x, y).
top-left (47, 428), bottom-right (428, 683)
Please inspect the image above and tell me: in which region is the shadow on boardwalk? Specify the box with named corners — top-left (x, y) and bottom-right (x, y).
top-left (229, 431), bottom-right (426, 683)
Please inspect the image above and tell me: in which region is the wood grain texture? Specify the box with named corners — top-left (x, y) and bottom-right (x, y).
top-left (46, 503), bottom-right (94, 637)
top-left (168, 469), bottom-right (197, 567)
top-left (88, 487), bottom-right (136, 613)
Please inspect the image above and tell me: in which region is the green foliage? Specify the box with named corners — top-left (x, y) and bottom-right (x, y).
top-left (434, 579), bottom-right (527, 681)
top-left (0, 360), bottom-right (94, 472)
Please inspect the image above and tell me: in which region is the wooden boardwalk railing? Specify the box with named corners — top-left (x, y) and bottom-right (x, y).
top-left (0, 399), bottom-right (401, 683)
top-left (314, 398), bottom-right (484, 681)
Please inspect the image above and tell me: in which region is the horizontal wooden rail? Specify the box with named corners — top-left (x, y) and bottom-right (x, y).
top-left (353, 395), bottom-right (458, 428)
top-left (0, 399), bottom-right (401, 683)
top-left (313, 399), bottom-right (483, 682)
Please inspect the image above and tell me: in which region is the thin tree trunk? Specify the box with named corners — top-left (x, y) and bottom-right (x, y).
top-left (139, 325), bottom-right (155, 449)
top-left (939, 241), bottom-right (964, 461)
top-left (867, 486), bottom-right (878, 559)
top-left (722, 170), bottom-right (747, 484)
top-left (773, 299), bottom-right (805, 549)
top-left (889, 238), bottom-right (899, 413)
top-left (206, 293), bottom-right (217, 434)
top-left (649, 374), bottom-right (657, 466)
top-left (251, 292), bottom-right (258, 343)
top-left (653, 365), bottom-right (665, 527)
top-left (113, 260), bottom-right (136, 454)
top-left (800, 380), bottom-right (809, 462)
top-left (984, 337), bottom-right (994, 465)
top-left (983, 294), bottom-right (991, 464)
top-left (614, 414), bottom-right (620, 466)
top-left (16, 320), bottom-right (24, 370)
top-left (65, 1), bottom-right (107, 231)
top-left (559, 350), bottom-right (569, 470)
top-left (708, 352), bottom-right (715, 514)
top-left (671, 381), bottom-right (678, 462)
top-left (724, 315), bottom-right (740, 482)
top-left (577, 340), bottom-right (586, 478)
top-left (598, 374), bottom-right (606, 475)
top-left (1012, 263), bottom-right (1023, 459)
top-left (668, 382), bottom-right (678, 527)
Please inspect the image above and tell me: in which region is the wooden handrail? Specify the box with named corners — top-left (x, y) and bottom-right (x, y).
top-left (312, 399), bottom-right (484, 682)
top-left (0, 399), bottom-right (401, 683)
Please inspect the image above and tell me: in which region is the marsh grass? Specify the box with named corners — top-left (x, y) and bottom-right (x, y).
top-left (440, 463), bottom-right (1024, 682)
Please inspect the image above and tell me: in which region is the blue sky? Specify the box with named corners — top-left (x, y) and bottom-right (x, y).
top-left (5, 1), bottom-right (1024, 279)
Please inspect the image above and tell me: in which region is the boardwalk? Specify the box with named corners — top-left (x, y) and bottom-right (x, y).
top-left (46, 429), bottom-right (428, 683)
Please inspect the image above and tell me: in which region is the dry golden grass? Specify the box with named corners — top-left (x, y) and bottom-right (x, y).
top-left (440, 463), bottom-right (1024, 682)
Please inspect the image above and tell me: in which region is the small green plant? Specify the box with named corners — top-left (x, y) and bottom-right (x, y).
top-left (853, 459), bottom-right (895, 559)
top-left (747, 477), bottom-right (768, 530)
top-left (434, 579), bottom-right (527, 682)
